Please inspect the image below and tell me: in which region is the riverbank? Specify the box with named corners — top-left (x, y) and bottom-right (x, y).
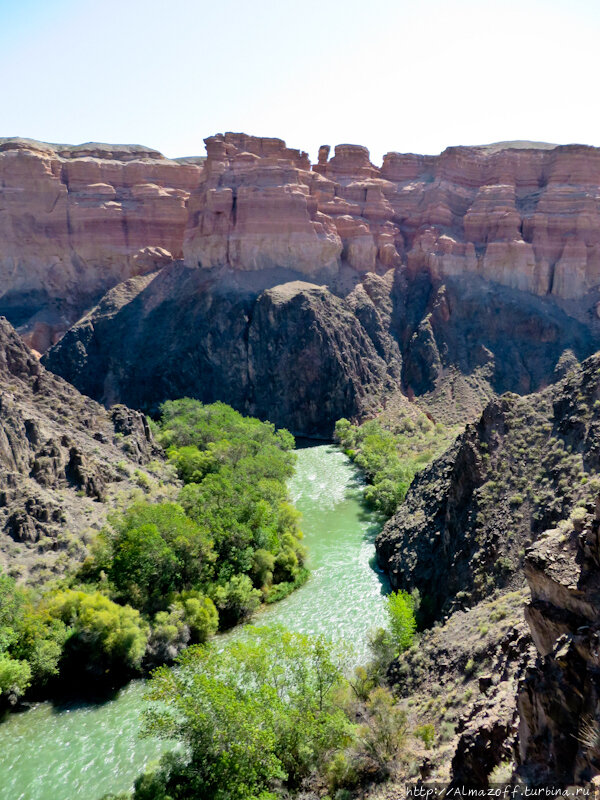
top-left (0, 444), bottom-right (388, 800)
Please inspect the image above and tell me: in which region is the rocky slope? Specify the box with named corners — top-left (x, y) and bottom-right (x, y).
top-left (0, 316), bottom-right (172, 583)
top-left (376, 354), bottom-right (600, 617)
top-left (41, 261), bottom-right (597, 436)
top-left (375, 351), bottom-right (600, 786)
top-left (0, 138), bottom-right (201, 351)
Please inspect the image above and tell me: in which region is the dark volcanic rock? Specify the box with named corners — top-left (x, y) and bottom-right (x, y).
top-left (42, 262), bottom-right (598, 436)
top-left (0, 316), bottom-right (163, 581)
top-left (43, 265), bottom-right (399, 437)
top-left (376, 352), bottom-right (600, 620)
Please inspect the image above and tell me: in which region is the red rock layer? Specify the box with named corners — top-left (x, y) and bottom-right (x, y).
top-left (0, 138), bottom-right (202, 350)
top-left (185, 135), bottom-right (600, 301)
top-left (4, 133), bottom-right (600, 352)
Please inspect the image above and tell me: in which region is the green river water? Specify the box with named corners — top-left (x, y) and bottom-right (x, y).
top-left (0, 444), bottom-right (389, 800)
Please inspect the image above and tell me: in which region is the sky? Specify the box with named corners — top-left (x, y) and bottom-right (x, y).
top-left (0, 0), bottom-right (598, 164)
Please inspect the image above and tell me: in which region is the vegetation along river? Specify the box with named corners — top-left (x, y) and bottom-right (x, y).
top-left (0, 443), bottom-right (389, 800)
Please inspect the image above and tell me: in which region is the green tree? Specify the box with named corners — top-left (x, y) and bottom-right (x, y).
top-left (139, 626), bottom-right (350, 799)
top-left (210, 574), bottom-right (261, 629)
top-left (104, 502), bottom-right (215, 614)
top-left (0, 570), bottom-right (31, 700)
top-left (386, 590), bottom-right (417, 652)
top-left (47, 590), bottom-right (149, 676)
top-left (172, 590), bottom-right (218, 643)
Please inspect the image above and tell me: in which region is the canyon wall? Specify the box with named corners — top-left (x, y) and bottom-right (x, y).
top-left (185, 133), bottom-right (600, 303)
top-left (0, 138), bottom-right (201, 351)
top-left (4, 132), bottom-right (600, 357)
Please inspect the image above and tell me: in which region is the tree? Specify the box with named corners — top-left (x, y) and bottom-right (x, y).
top-left (106, 502), bottom-right (215, 613)
top-left (111, 523), bottom-right (181, 613)
top-left (0, 570), bottom-right (31, 700)
top-left (47, 590), bottom-right (148, 677)
top-left (210, 574), bottom-right (261, 629)
top-left (138, 626), bottom-right (350, 799)
top-left (386, 590), bottom-right (417, 652)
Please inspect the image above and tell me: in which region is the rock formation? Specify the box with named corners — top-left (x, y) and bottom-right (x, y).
top-left (378, 351), bottom-right (600, 785)
top-left (0, 138), bottom-right (201, 350)
top-left (376, 353), bottom-right (600, 618)
top-left (186, 134), bottom-right (600, 302)
top-left (0, 316), bottom-right (168, 582)
top-left (517, 503), bottom-right (600, 785)
top-left (41, 267), bottom-right (401, 437)
top-left (42, 263), bottom-right (597, 437)
top-left (5, 132), bottom-right (600, 359)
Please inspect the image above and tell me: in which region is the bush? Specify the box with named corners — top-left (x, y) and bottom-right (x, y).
top-left (357, 686), bottom-right (407, 774)
top-left (415, 723), bottom-right (435, 749)
top-left (0, 654), bottom-right (31, 700)
top-left (172, 590), bottom-right (219, 643)
top-left (387, 590), bottom-right (417, 652)
top-left (335, 414), bottom-right (458, 518)
top-left (47, 589), bottom-right (149, 676)
top-left (210, 575), bottom-right (261, 630)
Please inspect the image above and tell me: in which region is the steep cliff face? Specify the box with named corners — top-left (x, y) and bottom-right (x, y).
top-left (517, 499), bottom-right (600, 785)
top-left (42, 261), bottom-right (596, 436)
top-left (42, 265), bottom-right (400, 437)
top-left (0, 316), bottom-right (169, 582)
top-left (186, 134), bottom-right (600, 303)
top-left (376, 352), bottom-right (600, 617)
top-left (6, 132), bottom-right (600, 360)
top-left (0, 138), bottom-right (201, 350)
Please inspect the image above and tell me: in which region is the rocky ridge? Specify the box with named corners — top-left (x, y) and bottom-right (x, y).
top-left (375, 352), bottom-right (600, 786)
top-left (0, 316), bottom-right (171, 582)
top-left (186, 134), bottom-right (600, 305)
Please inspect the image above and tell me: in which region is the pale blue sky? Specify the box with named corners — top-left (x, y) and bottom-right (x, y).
top-left (0, 0), bottom-right (598, 163)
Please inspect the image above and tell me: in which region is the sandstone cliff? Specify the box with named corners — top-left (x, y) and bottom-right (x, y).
top-left (5, 132), bottom-right (600, 358)
top-left (0, 316), bottom-right (171, 582)
top-left (0, 138), bottom-right (201, 351)
top-left (186, 133), bottom-right (600, 304)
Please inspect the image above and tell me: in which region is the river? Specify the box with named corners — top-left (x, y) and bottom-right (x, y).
top-left (0, 443), bottom-right (388, 800)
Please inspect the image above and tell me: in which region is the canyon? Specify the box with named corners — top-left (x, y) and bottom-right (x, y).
top-left (3, 130), bottom-right (600, 792)
top-left (2, 133), bottom-right (596, 433)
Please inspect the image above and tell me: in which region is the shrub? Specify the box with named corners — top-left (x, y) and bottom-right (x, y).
top-left (386, 591), bottom-right (417, 652)
top-left (0, 654), bottom-right (31, 699)
top-left (172, 590), bottom-right (219, 643)
top-left (356, 687), bottom-right (407, 775)
top-left (47, 589), bottom-right (149, 676)
top-left (415, 723), bottom-right (435, 749)
top-left (210, 575), bottom-right (261, 629)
